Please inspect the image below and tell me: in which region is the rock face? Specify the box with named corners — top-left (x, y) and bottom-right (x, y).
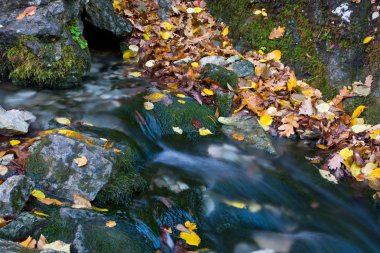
top-left (27, 134), bottom-right (113, 201)
top-left (0, 0), bottom-right (131, 88)
top-left (0, 212), bottom-right (45, 240)
top-left (0, 175), bottom-right (34, 217)
top-left (0, 106), bottom-right (36, 136)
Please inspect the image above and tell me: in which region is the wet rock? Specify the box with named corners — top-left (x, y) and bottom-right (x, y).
top-left (0, 212), bottom-right (45, 240)
top-left (59, 208), bottom-right (104, 222)
top-left (218, 116), bottom-right (277, 155)
top-left (0, 239), bottom-right (35, 253)
top-left (200, 56), bottom-right (226, 67)
top-left (226, 55), bottom-right (242, 65)
top-left (201, 63), bottom-right (239, 90)
top-left (0, 0), bottom-right (91, 87)
top-left (228, 60), bottom-right (255, 77)
top-left (0, 106), bottom-right (36, 136)
top-left (0, 154), bottom-right (14, 166)
top-left (26, 134), bottom-right (113, 201)
top-left (72, 224), bottom-right (88, 253)
top-left (0, 175), bottom-right (34, 217)
top-left (84, 0), bottom-right (132, 38)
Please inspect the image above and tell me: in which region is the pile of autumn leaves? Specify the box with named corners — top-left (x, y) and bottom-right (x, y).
top-left (115, 1), bottom-right (380, 189)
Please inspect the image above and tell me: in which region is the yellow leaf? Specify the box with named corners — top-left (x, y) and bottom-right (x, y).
top-left (185, 221), bottom-right (197, 231)
top-left (363, 36), bottom-right (374, 44)
top-left (9, 140), bottom-right (20, 146)
top-left (106, 220), bottom-right (117, 228)
top-left (20, 236), bottom-right (35, 248)
top-left (92, 206), bottom-right (109, 212)
top-left (316, 144), bottom-right (328, 149)
top-left (199, 127), bottom-right (212, 136)
top-left (33, 210), bottom-right (49, 217)
top-left (350, 162), bottom-right (362, 178)
top-left (370, 129), bottom-right (380, 141)
top-left (202, 88), bottom-right (214, 96)
top-left (223, 200), bottom-right (246, 208)
top-left (191, 62), bottom-right (199, 68)
top-left (178, 99), bottom-right (186, 104)
top-left (144, 101), bottom-right (154, 110)
top-left (339, 148), bottom-right (353, 160)
top-left (368, 168), bottom-right (380, 181)
top-left (266, 50), bottom-right (282, 61)
top-left (302, 88), bottom-right (315, 97)
top-left (144, 92), bottom-right (166, 102)
top-left (55, 117), bottom-right (71, 126)
top-left (254, 10), bottom-right (262, 15)
top-left (0, 151), bottom-right (6, 158)
top-left (162, 22), bottom-right (173, 30)
top-left (160, 31), bottom-right (172, 40)
top-left (129, 72), bottom-right (142, 77)
top-left (287, 71), bottom-right (297, 91)
top-left (74, 156), bottom-right (88, 167)
top-left (176, 94), bottom-right (186, 98)
top-left (351, 105), bottom-right (366, 118)
top-left (351, 124), bottom-right (371, 133)
top-left (122, 50), bottom-right (137, 60)
top-left (194, 7), bottom-right (203, 13)
top-left (72, 194), bottom-right (92, 209)
top-left (143, 33), bottom-right (151, 40)
top-left (259, 115), bottom-right (273, 127)
top-left (180, 231), bottom-right (201, 246)
top-left (222, 27), bottom-right (229, 36)
top-left (31, 189), bottom-right (46, 199)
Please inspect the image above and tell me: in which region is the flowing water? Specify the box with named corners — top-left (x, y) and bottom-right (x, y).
top-left (1, 51), bottom-right (380, 253)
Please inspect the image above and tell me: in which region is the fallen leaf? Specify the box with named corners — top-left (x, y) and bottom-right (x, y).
top-left (259, 115), bottom-right (273, 127)
top-left (43, 240), bottom-right (71, 253)
top-left (33, 210), bottom-right (49, 217)
top-left (202, 88), bottom-right (214, 96)
top-left (269, 26), bottom-right (285, 39)
top-left (179, 221), bottom-right (201, 246)
top-left (172, 126), bottom-right (183, 134)
top-left (55, 117), bottom-right (71, 125)
top-left (199, 127), bottom-right (212, 136)
top-left (16, 6), bottom-right (37, 20)
top-left (129, 44), bottom-right (139, 52)
top-left (9, 140), bottom-right (21, 146)
top-left (0, 165), bottom-right (8, 176)
top-left (37, 197), bottom-right (62, 206)
top-left (222, 27), bottom-right (229, 36)
top-left (92, 206), bottom-right (109, 212)
top-left (230, 133), bottom-right (245, 141)
top-left (299, 98), bottom-right (313, 116)
top-left (160, 31), bottom-right (172, 40)
top-left (74, 156), bottom-right (88, 167)
top-left (363, 36), bottom-right (374, 44)
top-left (339, 148), bottom-right (353, 160)
top-left (19, 236), bottom-right (36, 248)
top-left (316, 102), bottom-right (330, 113)
top-left (351, 105), bottom-right (366, 119)
top-left (178, 99), bottom-right (186, 104)
top-left (144, 92), bottom-right (166, 102)
top-left (144, 101), bottom-right (154, 110)
top-left (191, 62), bottom-right (199, 68)
top-left (319, 169), bottom-right (338, 184)
top-left (37, 234), bottom-right (47, 250)
top-left (31, 189), bottom-right (46, 199)
top-left (106, 220), bottom-right (117, 228)
top-left (129, 72), bottom-right (142, 77)
top-left (145, 60), bottom-right (155, 68)
top-left (287, 71), bottom-right (297, 91)
top-left (223, 200), bottom-right (246, 208)
top-left (72, 194), bottom-right (92, 209)
top-left (351, 124), bottom-right (371, 133)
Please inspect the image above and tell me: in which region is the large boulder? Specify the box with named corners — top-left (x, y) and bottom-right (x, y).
top-left (0, 175), bottom-right (34, 217)
top-left (26, 134), bottom-right (113, 201)
top-left (0, 106), bottom-right (36, 136)
top-left (0, 212), bottom-right (45, 240)
top-left (0, 0), bottom-right (132, 88)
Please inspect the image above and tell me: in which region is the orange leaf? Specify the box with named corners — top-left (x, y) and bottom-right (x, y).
top-left (16, 6), bottom-right (37, 20)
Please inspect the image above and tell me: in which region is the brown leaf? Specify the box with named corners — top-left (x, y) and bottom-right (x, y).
top-left (16, 6), bottom-right (37, 20)
top-left (72, 194), bottom-right (92, 209)
top-left (191, 119), bottom-right (202, 129)
top-left (269, 26), bottom-right (285, 39)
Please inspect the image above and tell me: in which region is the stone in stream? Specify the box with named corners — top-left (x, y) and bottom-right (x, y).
top-left (27, 129), bottom-right (146, 205)
top-left (200, 56), bottom-right (226, 67)
top-left (0, 106), bottom-right (36, 136)
top-left (0, 212), bottom-right (45, 240)
top-left (201, 63), bottom-right (239, 90)
top-left (218, 116), bottom-right (277, 155)
top-left (0, 175), bottom-right (34, 217)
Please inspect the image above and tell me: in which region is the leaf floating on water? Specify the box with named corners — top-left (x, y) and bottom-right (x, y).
top-left (199, 127), bottom-right (212, 136)
top-left (106, 220), bottom-right (117, 228)
top-left (172, 126), bottom-right (183, 135)
top-left (144, 92), bottom-right (166, 102)
top-left (74, 156), bottom-right (88, 167)
top-left (55, 117), bottom-right (71, 126)
top-left (72, 194), bottom-right (92, 209)
top-left (223, 200), bottom-right (246, 209)
top-left (144, 101), bottom-right (154, 110)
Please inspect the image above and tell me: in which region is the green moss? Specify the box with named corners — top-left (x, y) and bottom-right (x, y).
top-left (216, 91), bottom-right (234, 117)
top-left (201, 63), bottom-right (239, 89)
top-left (26, 140), bottom-right (51, 182)
top-left (206, 0), bottom-right (333, 97)
top-left (94, 148), bottom-right (146, 206)
top-left (5, 35), bottom-right (89, 88)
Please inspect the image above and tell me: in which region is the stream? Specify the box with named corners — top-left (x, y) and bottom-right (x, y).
top-left (1, 51), bottom-right (380, 253)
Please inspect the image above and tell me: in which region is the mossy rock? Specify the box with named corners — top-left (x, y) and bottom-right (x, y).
top-left (201, 63), bottom-right (239, 90)
top-left (3, 35), bottom-right (90, 88)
